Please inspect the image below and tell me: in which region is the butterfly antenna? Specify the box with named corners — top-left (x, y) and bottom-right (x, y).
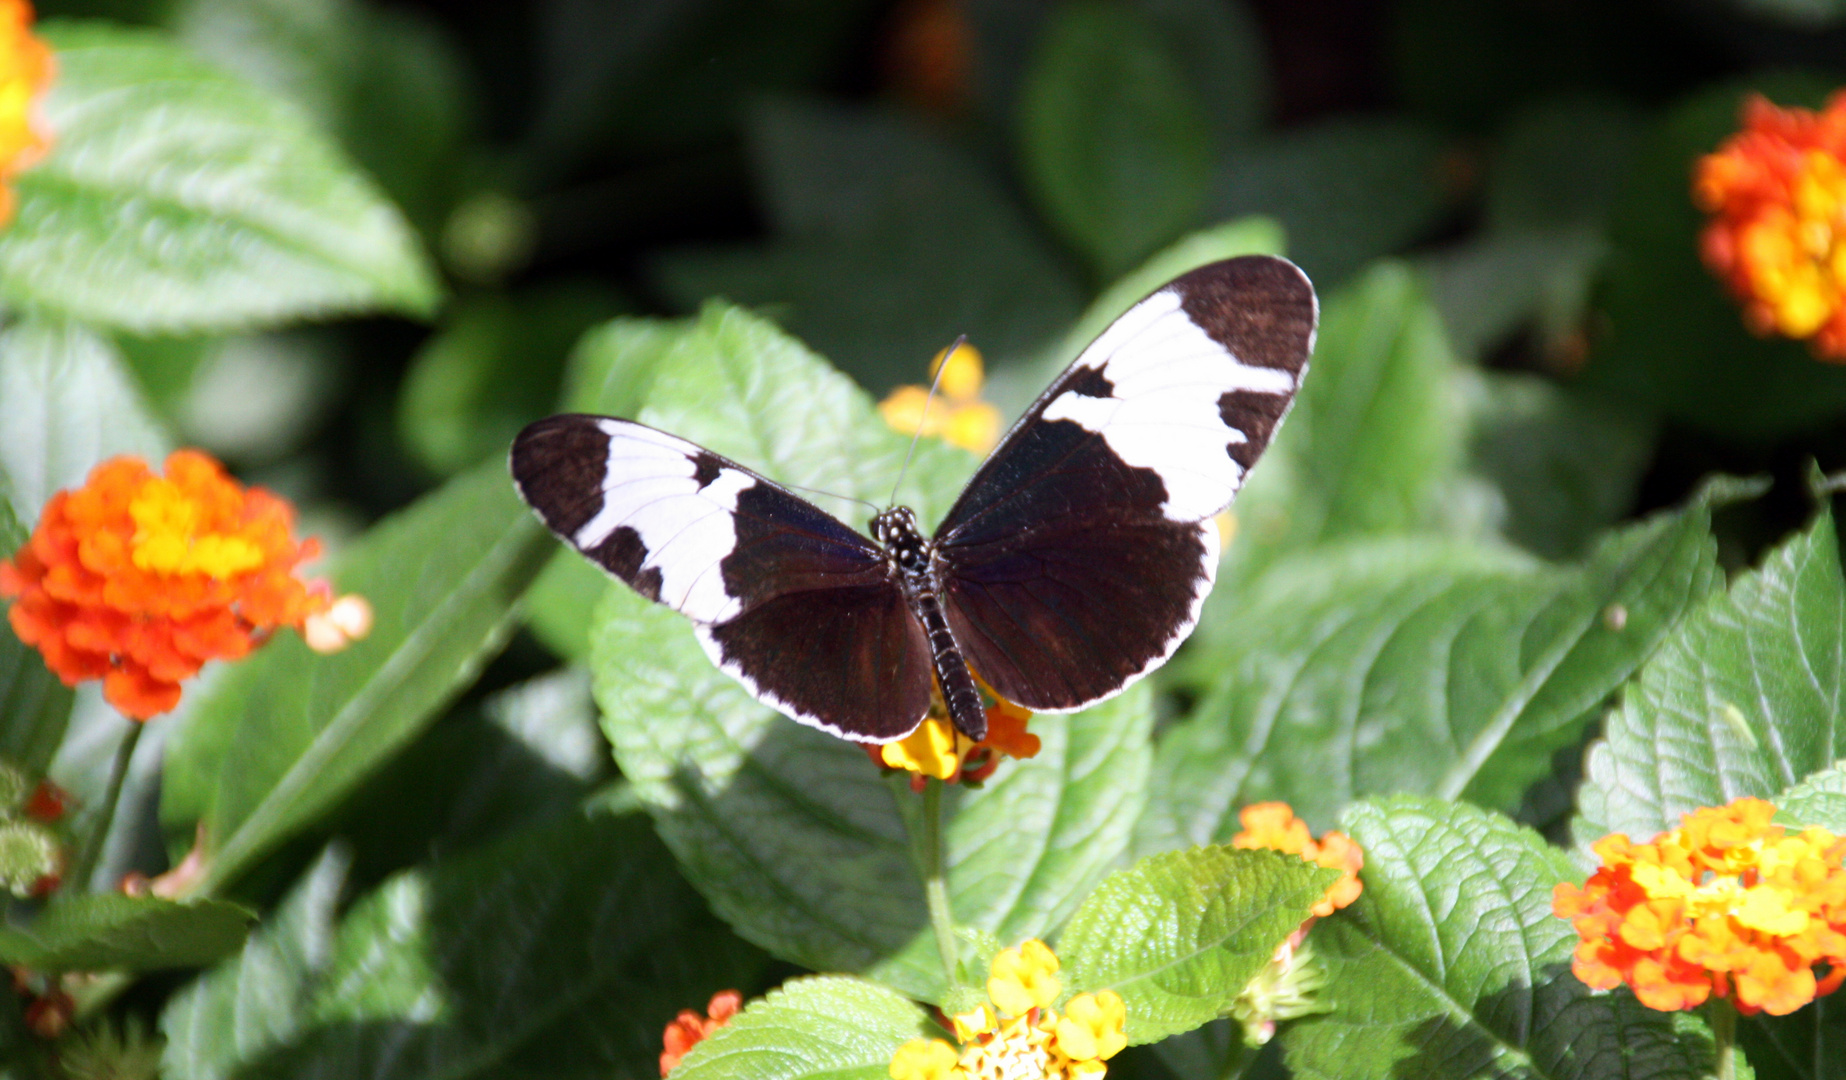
top-left (889, 335), bottom-right (966, 507)
top-left (781, 480), bottom-right (880, 516)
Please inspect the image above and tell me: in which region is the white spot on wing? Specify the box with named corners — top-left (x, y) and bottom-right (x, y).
top-left (1043, 288), bottom-right (1298, 522)
top-left (569, 419), bottom-right (754, 623)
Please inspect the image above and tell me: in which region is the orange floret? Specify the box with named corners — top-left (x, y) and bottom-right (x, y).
top-left (1696, 91), bottom-right (1846, 360)
top-left (0, 452), bottom-right (330, 719)
top-left (1232, 802), bottom-right (1365, 919)
top-left (0, 0), bottom-right (50, 228)
top-left (659, 990), bottom-right (741, 1076)
top-left (1555, 797), bottom-right (1846, 1015)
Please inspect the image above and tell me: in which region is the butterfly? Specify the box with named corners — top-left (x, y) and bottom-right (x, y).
top-left (510, 255), bottom-right (1316, 744)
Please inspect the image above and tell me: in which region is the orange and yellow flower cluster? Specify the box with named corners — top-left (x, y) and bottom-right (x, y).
top-left (871, 691), bottom-right (1040, 787)
top-left (659, 990), bottom-right (741, 1076)
top-left (0, 452), bottom-right (331, 719)
top-left (879, 343), bottom-right (1002, 456)
top-left (1696, 91), bottom-right (1846, 360)
top-left (1232, 802), bottom-right (1364, 919)
top-left (0, 0), bottom-right (48, 228)
top-left (890, 940), bottom-right (1126, 1080)
top-left (1554, 797), bottom-right (1846, 1016)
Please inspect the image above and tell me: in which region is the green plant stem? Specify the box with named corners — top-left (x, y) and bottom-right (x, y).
top-left (921, 778), bottom-right (958, 984)
top-left (70, 716), bottom-right (141, 892)
top-left (1709, 995), bottom-right (1736, 1080)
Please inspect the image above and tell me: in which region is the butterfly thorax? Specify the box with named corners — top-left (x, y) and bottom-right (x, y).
top-left (868, 506), bottom-right (988, 741)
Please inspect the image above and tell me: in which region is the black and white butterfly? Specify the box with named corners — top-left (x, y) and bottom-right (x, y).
top-left (510, 255), bottom-right (1316, 744)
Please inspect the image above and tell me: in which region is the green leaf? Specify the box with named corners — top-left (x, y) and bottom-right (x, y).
top-left (397, 285), bottom-right (626, 475)
top-left (1281, 797), bottom-right (1712, 1080)
top-left (1778, 761), bottom-right (1846, 833)
top-left (1212, 118), bottom-right (1447, 288)
top-left (1018, 0), bottom-right (1213, 278)
top-left (673, 976), bottom-right (935, 1080)
top-left (160, 844), bottom-right (351, 1080)
top-left (1057, 846), bottom-right (1332, 1044)
top-left (1421, 226), bottom-right (1608, 363)
top-left (164, 799), bottom-right (765, 1079)
top-left (1484, 94), bottom-right (1641, 232)
top-left (1584, 75), bottom-right (1846, 439)
top-left (589, 304), bottom-right (1151, 1000)
top-left (160, 462), bottom-right (552, 893)
top-left (0, 319), bottom-right (169, 520)
top-left (654, 100), bottom-right (1081, 392)
top-left (0, 894), bottom-right (252, 973)
top-left (1129, 0), bottom-right (1270, 142)
top-left (1141, 495), bottom-right (1723, 849)
top-left (0, 23), bottom-right (440, 334)
top-left (1464, 369), bottom-right (1655, 560)
top-left (1576, 503), bottom-right (1846, 850)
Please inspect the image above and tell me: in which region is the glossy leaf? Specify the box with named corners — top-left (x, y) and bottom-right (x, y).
top-left (0, 23), bottom-right (439, 333)
top-left (1057, 846), bottom-right (1331, 1044)
top-left (1142, 494), bottom-right (1722, 849)
top-left (1018, 0), bottom-right (1213, 278)
top-left (161, 462), bottom-right (553, 893)
top-left (1576, 504), bottom-right (1846, 850)
top-left (672, 976), bottom-right (935, 1080)
top-left (1281, 797), bottom-right (1711, 1080)
top-left (0, 894), bottom-right (253, 973)
top-left (1777, 762), bottom-right (1846, 834)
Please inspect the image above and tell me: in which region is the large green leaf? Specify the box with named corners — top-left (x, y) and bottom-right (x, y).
top-left (1281, 797), bottom-right (1711, 1080)
top-left (160, 462), bottom-right (552, 894)
top-left (1141, 495), bottom-right (1722, 849)
top-left (589, 304), bottom-right (1151, 1001)
top-left (160, 844), bottom-right (351, 1080)
top-left (1777, 761), bottom-right (1846, 833)
top-left (0, 894), bottom-right (252, 973)
top-left (162, 799), bottom-right (764, 1080)
top-left (1017, 0), bottom-right (1213, 278)
top-left (654, 100), bottom-right (1082, 392)
top-left (0, 23), bottom-right (439, 334)
top-left (1575, 503), bottom-right (1846, 850)
top-left (672, 976), bottom-right (935, 1080)
top-left (1212, 118), bottom-right (1447, 289)
top-left (1057, 846), bottom-right (1331, 1044)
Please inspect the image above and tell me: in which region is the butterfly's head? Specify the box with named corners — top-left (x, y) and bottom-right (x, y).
top-left (870, 506), bottom-right (928, 573)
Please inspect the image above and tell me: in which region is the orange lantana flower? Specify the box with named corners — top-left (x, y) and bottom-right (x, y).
top-left (1554, 797), bottom-right (1846, 1016)
top-left (1232, 802), bottom-right (1364, 918)
top-left (0, 0), bottom-right (50, 228)
top-left (1696, 91), bottom-right (1846, 360)
top-left (660, 990), bottom-right (741, 1076)
top-left (0, 451), bottom-right (331, 719)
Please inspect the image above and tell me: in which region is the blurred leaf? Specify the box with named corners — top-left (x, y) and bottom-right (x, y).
top-left (672, 976), bottom-right (934, 1080)
top-left (1281, 797), bottom-right (1712, 1080)
top-left (1057, 847), bottom-right (1331, 1044)
top-left (1130, 0), bottom-right (1270, 142)
top-left (1018, 0), bottom-right (1212, 279)
top-left (170, 332), bottom-right (345, 466)
top-left (1212, 118), bottom-right (1447, 288)
top-left (1421, 226), bottom-right (1608, 362)
top-left (161, 462), bottom-right (552, 894)
top-left (1465, 369), bottom-right (1656, 560)
top-left (164, 799), bottom-right (764, 1080)
top-left (654, 99), bottom-right (1082, 392)
top-left (0, 319), bottom-right (169, 520)
top-left (1576, 502), bottom-right (1846, 851)
top-left (398, 285), bottom-right (626, 476)
top-left (0, 23), bottom-right (439, 334)
top-left (560, 315), bottom-right (689, 416)
top-left (170, 0), bottom-right (363, 130)
top-left (1586, 75), bottom-right (1846, 439)
top-left (589, 304), bottom-right (1149, 1001)
top-left (1730, 0), bottom-right (1846, 27)
top-left (160, 844), bottom-right (351, 1080)
top-left (1485, 94), bottom-right (1641, 232)
top-left (49, 688), bottom-right (174, 891)
top-left (0, 894), bottom-right (252, 973)
top-left (1142, 495), bottom-right (1723, 848)
top-left (1778, 761), bottom-right (1846, 833)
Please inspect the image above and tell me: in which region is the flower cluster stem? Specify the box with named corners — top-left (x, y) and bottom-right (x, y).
top-left (921, 777), bottom-right (958, 984)
top-left (70, 716), bottom-right (140, 891)
top-left (1709, 996), bottom-right (1736, 1080)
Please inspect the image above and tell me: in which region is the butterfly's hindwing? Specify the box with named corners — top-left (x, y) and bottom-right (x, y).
top-left (933, 255), bottom-right (1314, 711)
top-left (511, 415), bottom-right (934, 741)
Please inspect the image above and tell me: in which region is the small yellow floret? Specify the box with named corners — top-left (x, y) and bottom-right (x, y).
top-left (988, 939), bottom-right (1061, 1016)
top-left (1052, 992), bottom-right (1126, 1062)
top-left (889, 1038), bottom-right (959, 1080)
top-left (128, 479), bottom-right (265, 578)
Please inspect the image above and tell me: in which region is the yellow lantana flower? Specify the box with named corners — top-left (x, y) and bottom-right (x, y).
top-left (878, 344), bottom-right (1002, 455)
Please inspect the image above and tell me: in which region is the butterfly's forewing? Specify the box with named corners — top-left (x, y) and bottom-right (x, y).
top-left (934, 255), bottom-right (1317, 712)
top-left (511, 415), bottom-right (933, 741)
